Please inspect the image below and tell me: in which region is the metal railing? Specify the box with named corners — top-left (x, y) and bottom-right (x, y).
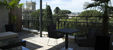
top-left (22, 17), bottom-right (113, 35)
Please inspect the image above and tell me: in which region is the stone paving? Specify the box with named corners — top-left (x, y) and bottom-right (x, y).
top-left (18, 31), bottom-right (94, 50)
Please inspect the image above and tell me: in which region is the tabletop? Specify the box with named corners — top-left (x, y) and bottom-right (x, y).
top-left (56, 28), bottom-right (79, 33)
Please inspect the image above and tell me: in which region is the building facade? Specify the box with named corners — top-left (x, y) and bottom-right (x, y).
top-left (22, 1), bottom-right (37, 28)
top-left (22, 1), bottom-right (36, 20)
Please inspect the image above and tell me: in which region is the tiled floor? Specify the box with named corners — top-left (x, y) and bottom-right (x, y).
top-left (18, 31), bottom-right (94, 50)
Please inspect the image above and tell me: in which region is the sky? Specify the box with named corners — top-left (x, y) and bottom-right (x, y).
top-left (19, 0), bottom-right (113, 12)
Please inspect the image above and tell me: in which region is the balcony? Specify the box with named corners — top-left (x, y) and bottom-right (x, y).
top-left (18, 31), bottom-right (94, 50)
top-left (0, 0), bottom-right (113, 50)
top-left (21, 16), bottom-right (113, 50)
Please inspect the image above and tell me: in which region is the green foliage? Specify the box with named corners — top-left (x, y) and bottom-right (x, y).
top-left (31, 9), bottom-right (48, 30)
top-left (59, 10), bottom-right (71, 14)
top-left (93, 0), bottom-right (110, 3)
top-left (54, 7), bottom-right (61, 14)
top-left (8, 0), bottom-right (18, 8)
top-left (31, 5), bottom-right (53, 30)
top-left (0, 0), bottom-right (23, 24)
top-left (54, 7), bottom-right (71, 14)
top-left (33, 5), bottom-right (53, 30)
top-left (53, 14), bottom-right (68, 19)
top-left (85, 0), bottom-right (113, 12)
top-left (0, 0), bottom-right (7, 6)
top-left (11, 15), bottom-right (16, 24)
top-left (79, 10), bottom-right (102, 17)
top-left (85, 2), bottom-right (101, 9)
top-left (0, 0), bottom-right (23, 9)
top-left (31, 9), bottom-right (46, 19)
top-left (85, 0), bottom-right (112, 35)
top-left (17, 3), bottom-right (24, 8)
top-left (53, 7), bottom-right (71, 20)
top-left (45, 5), bottom-right (53, 25)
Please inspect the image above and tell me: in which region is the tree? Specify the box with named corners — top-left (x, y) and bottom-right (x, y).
top-left (31, 9), bottom-right (46, 20)
top-left (54, 7), bottom-right (61, 14)
top-left (92, 0), bottom-right (110, 3)
top-left (60, 10), bottom-right (71, 14)
top-left (54, 8), bottom-right (71, 19)
top-left (31, 9), bottom-right (46, 30)
top-left (79, 10), bottom-right (102, 17)
top-left (45, 5), bottom-right (53, 25)
top-left (85, 0), bottom-right (113, 36)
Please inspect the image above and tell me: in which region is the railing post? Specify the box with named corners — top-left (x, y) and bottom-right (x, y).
top-left (57, 18), bottom-right (60, 29)
top-left (64, 21), bottom-right (66, 28)
top-left (39, 0), bottom-right (42, 37)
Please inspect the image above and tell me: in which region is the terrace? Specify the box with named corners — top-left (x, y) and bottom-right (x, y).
top-left (21, 16), bottom-right (113, 50)
top-left (17, 31), bottom-right (94, 50)
top-left (0, 0), bottom-right (113, 50)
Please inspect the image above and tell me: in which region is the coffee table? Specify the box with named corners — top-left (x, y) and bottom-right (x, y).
top-left (56, 28), bottom-right (79, 50)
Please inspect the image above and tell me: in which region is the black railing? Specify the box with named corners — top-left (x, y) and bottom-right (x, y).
top-left (22, 20), bottom-right (39, 30)
top-left (22, 18), bottom-right (113, 34)
top-left (22, 19), bottom-right (101, 30)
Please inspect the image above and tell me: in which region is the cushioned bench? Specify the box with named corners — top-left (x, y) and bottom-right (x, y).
top-left (0, 32), bottom-right (18, 40)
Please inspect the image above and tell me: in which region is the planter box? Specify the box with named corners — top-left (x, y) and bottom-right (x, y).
top-left (5, 24), bottom-right (15, 32)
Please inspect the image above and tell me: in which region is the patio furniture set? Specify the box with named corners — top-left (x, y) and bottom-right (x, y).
top-left (0, 24), bottom-right (112, 50)
top-left (47, 24), bottom-right (79, 50)
top-left (47, 24), bottom-right (113, 50)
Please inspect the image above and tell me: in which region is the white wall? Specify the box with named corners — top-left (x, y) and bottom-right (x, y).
top-left (0, 7), bottom-right (9, 32)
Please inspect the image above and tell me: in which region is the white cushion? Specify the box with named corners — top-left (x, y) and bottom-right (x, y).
top-left (0, 32), bottom-right (18, 40)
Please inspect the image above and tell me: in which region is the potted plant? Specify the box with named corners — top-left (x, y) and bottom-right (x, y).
top-left (0, 0), bottom-right (23, 32)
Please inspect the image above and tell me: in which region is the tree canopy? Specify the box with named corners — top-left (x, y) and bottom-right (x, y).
top-left (45, 5), bottom-right (53, 24)
top-left (85, 0), bottom-right (112, 35)
top-left (54, 7), bottom-right (61, 14)
top-left (54, 7), bottom-right (71, 15)
top-left (92, 0), bottom-right (110, 3)
top-left (53, 7), bottom-right (71, 20)
top-left (31, 9), bottom-right (46, 19)
top-left (60, 10), bottom-right (71, 14)
top-left (0, 0), bottom-right (23, 9)
top-left (79, 10), bottom-right (102, 17)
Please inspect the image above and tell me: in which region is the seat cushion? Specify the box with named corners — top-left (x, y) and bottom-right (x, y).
top-left (0, 32), bottom-right (18, 40)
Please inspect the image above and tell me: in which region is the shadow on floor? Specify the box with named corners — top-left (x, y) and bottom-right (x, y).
top-left (47, 41), bottom-right (65, 50)
top-left (47, 39), bottom-right (94, 50)
top-left (17, 31), bottom-right (95, 50)
top-left (18, 31), bottom-right (38, 39)
top-left (47, 39), bottom-right (78, 50)
top-left (26, 41), bottom-right (43, 50)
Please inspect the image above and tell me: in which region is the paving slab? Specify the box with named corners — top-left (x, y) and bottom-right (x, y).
top-left (19, 31), bottom-right (94, 50)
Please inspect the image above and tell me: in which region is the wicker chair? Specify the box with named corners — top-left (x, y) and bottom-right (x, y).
top-left (47, 24), bottom-right (64, 45)
top-left (76, 29), bottom-right (96, 47)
